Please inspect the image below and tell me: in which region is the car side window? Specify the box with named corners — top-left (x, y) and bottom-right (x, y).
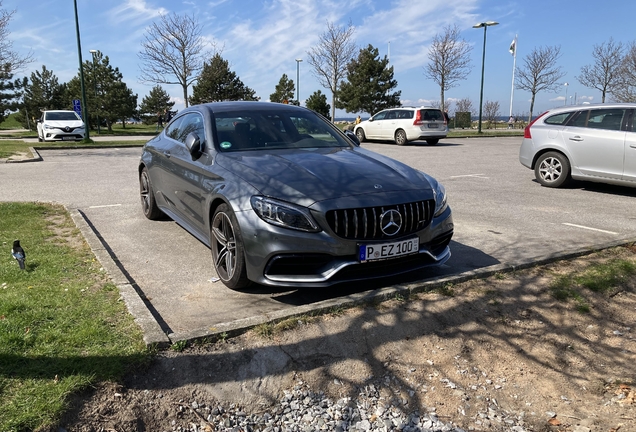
top-left (397, 110), bottom-right (413, 119)
top-left (568, 109), bottom-right (625, 131)
top-left (591, 109), bottom-right (625, 131)
top-left (373, 111), bottom-right (387, 121)
top-left (545, 112), bottom-right (573, 125)
top-left (166, 113), bottom-right (206, 144)
top-left (165, 116), bottom-right (185, 141)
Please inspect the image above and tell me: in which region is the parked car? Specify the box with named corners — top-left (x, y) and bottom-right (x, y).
top-left (139, 102), bottom-right (454, 290)
top-left (36, 110), bottom-right (86, 142)
top-left (354, 106), bottom-right (447, 146)
top-left (519, 103), bottom-right (636, 188)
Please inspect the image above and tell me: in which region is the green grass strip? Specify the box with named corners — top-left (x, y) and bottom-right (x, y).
top-left (0, 202), bottom-right (148, 431)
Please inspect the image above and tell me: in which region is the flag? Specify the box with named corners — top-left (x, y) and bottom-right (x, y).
top-left (509, 36), bottom-right (517, 56)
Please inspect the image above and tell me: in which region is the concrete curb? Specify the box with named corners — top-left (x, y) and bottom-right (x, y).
top-left (68, 207), bottom-right (171, 348)
top-left (63, 192), bottom-right (636, 347)
top-left (4, 147), bottom-right (42, 163)
top-left (168, 236), bottom-right (636, 343)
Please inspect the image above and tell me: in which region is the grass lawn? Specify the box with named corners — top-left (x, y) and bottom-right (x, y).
top-left (0, 202), bottom-right (149, 431)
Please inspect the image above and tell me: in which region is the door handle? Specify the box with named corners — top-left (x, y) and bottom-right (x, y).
top-left (163, 150), bottom-right (171, 158)
top-left (631, 144), bottom-right (636, 148)
top-left (569, 136), bottom-right (583, 142)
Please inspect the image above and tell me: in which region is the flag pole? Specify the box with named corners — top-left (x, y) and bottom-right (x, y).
top-left (509, 35), bottom-right (517, 118)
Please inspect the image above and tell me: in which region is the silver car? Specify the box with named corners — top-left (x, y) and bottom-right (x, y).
top-left (139, 102), bottom-right (453, 289)
top-left (519, 103), bottom-right (636, 188)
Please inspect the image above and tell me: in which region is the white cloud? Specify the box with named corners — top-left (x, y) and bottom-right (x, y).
top-left (107, 0), bottom-right (168, 24)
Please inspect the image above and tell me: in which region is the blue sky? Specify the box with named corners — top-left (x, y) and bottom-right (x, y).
top-left (5, 0), bottom-right (635, 118)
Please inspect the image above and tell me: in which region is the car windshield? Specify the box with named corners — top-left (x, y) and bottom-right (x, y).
top-left (214, 109), bottom-right (351, 152)
top-left (46, 112), bottom-right (80, 121)
top-left (420, 109), bottom-right (443, 121)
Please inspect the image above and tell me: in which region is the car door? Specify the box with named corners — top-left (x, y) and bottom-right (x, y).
top-left (161, 112), bottom-right (209, 237)
top-left (381, 110), bottom-right (398, 139)
top-left (562, 108), bottom-right (626, 180)
top-left (365, 111), bottom-right (388, 139)
top-left (624, 109), bottom-right (636, 182)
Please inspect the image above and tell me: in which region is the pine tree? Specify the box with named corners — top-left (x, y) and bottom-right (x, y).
top-left (0, 64), bottom-right (26, 124)
top-left (190, 54), bottom-right (258, 105)
top-left (140, 86), bottom-right (175, 125)
top-left (269, 73), bottom-right (295, 103)
top-left (65, 52), bottom-right (138, 132)
top-left (16, 66), bottom-right (66, 128)
top-left (305, 90), bottom-right (330, 120)
top-left (337, 45), bottom-right (401, 116)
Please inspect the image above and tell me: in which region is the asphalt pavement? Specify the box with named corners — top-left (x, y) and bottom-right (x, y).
top-left (2, 136), bottom-right (635, 346)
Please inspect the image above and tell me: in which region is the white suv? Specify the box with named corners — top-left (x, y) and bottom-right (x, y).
top-left (354, 106), bottom-right (447, 146)
top-left (37, 110), bottom-right (86, 142)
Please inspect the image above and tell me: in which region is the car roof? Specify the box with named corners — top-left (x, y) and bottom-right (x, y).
top-left (546, 103), bottom-right (636, 114)
top-left (186, 101), bottom-right (311, 114)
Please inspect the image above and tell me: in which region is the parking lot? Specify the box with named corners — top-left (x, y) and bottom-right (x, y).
top-left (2, 137), bottom-right (635, 343)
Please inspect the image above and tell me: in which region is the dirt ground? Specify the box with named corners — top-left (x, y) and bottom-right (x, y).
top-left (55, 246), bottom-right (636, 432)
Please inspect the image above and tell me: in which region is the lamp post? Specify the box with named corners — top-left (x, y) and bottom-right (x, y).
top-left (73, 0), bottom-right (90, 141)
top-left (295, 58), bottom-right (302, 105)
top-left (564, 82), bottom-right (569, 106)
top-left (89, 49), bottom-right (100, 134)
top-left (473, 21), bottom-right (498, 134)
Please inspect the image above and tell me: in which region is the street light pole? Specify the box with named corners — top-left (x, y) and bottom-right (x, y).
top-left (90, 49), bottom-right (100, 134)
top-left (564, 82), bottom-right (569, 106)
top-left (73, 0), bottom-right (90, 141)
top-left (295, 58), bottom-right (302, 105)
top-left (473, 21), bottom-right (498, 134)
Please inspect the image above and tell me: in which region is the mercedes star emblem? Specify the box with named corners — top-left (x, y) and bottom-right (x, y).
top-left (380, 209), bottom-right (402, 236)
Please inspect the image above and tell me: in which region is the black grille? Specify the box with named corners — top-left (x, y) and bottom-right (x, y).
top-left (326, 200), bottom-right (434, 240)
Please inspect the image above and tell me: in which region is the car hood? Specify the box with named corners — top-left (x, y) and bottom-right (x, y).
top-left (216, 147), bottom-right (433, 207)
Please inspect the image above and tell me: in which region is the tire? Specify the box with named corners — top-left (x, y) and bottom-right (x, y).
top-left (426, 138), bottom-right (439, 146)
top-left (534, 151), bottom-right (571, 188)
top-left (139, 167), bottom-right (163, 220)
top-left (37, 133), bottom-right (43, 143)
top-left (210, 203), bottom-right (252, 290)
top-left (395, 129), bottom-right (407, 146)
top-left (355, 127), bottom-right (366, 142)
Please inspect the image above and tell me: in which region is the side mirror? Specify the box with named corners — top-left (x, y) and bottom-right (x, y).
top-left (368, 117), bottom-right (374, 122)
top-left (343, 129), bottom-right (360, 147)
top-left (185, 132), bottom-right (204, 159)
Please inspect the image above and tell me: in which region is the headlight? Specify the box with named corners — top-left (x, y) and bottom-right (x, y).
top-left (44, 124), bottom-right (55, 130)
top-left (251, 196), bottom-right (321, 232)
top-left (433, 181), bottom-right (448, 217)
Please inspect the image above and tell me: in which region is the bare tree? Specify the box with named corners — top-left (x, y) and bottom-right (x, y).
top-left (0, 2), bottom-right (33, 72)
top-left (516, 45), bottom-right (565, 121)
top-left (455, 97), bottom-right (474, 115)
top-left (424, 25), bottom-right (473, 113)
top-left (483, 100), bottom-right (500, 129)
top-left (138, 13), bottom-right (214, 108)
top-left (611, 41), bottom-right (636, 102)
top-left (307, 21), bottom-right (357, 122)
top-left (577, 38), bottom-right (624, 103)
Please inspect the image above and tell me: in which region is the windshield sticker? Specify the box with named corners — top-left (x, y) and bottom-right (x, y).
top-left (220, 141), bottom-right (232, 149)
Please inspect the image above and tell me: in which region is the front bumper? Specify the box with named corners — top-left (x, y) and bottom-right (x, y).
top-left (236, 205), bottom-right (454, 287)
top-left (43, 132), bottom-right (85, 141)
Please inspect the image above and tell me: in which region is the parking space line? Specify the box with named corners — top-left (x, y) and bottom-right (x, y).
top-left (449, 174), bottom-right (489, 179)
top-left (562, 223), bottom-right (618, 235)
top-left (88, 204), bottom-right (122, 209)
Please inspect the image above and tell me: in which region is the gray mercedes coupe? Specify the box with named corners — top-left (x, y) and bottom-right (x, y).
top-left (139, 101), bottom-right (453, 289)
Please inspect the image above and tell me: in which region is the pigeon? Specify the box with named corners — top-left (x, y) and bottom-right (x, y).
top-left (12, 240), bottom-right (26, 270)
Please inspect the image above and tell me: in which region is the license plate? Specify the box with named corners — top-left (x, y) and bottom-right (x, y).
top-left (427, 124), bottom-right (438, 128)
top-left (359, 237), bottom-right (419, 262)
top-left (62, 136), bottom-right (75, 141)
